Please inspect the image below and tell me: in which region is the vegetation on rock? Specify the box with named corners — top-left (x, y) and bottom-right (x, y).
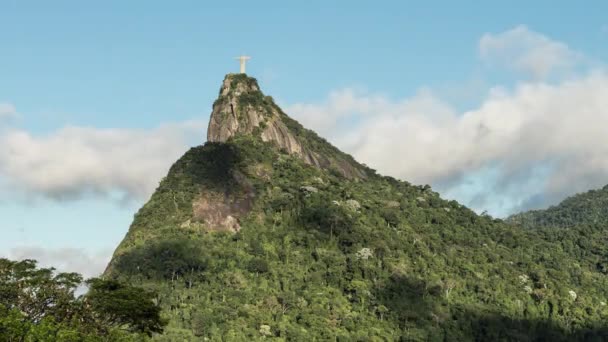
top-left (8, 74), bottom-right (603, 341)
top-left (106, 129), bottom-right (608, 340)
top-left (507, 185), bottom-right (608, 229)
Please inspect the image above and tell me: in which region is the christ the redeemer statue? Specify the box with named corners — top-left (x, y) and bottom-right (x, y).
top-left (236, 55), bottom-right (251, 74)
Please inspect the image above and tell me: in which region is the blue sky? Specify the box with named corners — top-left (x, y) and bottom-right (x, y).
top-left (1, 1), bottom-right (608, 276)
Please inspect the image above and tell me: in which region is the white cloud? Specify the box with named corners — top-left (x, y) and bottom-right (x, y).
top-left (0, 120), bottom-right (205, 201)
top-left (2, 246), bottom-right (112, 279)
top-left (479, 25), bottom-right (584, 79)
top-left (2, 27), bottom-right (603, 219)
top-left (0, 103), bottom-right (17, 121)
top-left (286, 88), bottom-right (396, 135)
top-left (287, 71), bottom-right (608, 217)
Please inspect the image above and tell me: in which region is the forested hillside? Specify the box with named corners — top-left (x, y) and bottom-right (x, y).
top-left (507, 186), bottom-right (608, 229)
top-left (104, 75), bottom-right (608, 341)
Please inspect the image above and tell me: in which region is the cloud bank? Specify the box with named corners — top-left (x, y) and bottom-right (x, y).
top-left (287, 27), bottom-right (608, 217)
top-left (0, 120), bottom-right (205, 201)
top-left (1, 27), bottom-right (605, 218)
top-left (479, 25), bottom-right (584, 79)
top-left (0, 103), bottom-right (17, 121)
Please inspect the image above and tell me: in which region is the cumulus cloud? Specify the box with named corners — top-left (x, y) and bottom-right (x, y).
top-left (479, 25), bottom-right (584, 79)
top-left (287, 71), bottom-right (608, 217)
top-left (2, 246), bottom-right (112, 279)
top-left (2, 27), bottom-right (603, 218)
top-left (0, 103), bottom-right (17, 121)
top-left (0, 120), bottom-right (205, 201)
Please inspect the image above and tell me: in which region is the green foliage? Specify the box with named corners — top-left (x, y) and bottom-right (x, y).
top-left (108, 142), bottom-right (248, 256)
top-left (247, 258), bottom-right (270, 274)
top-left (104, 74), bottom-right (608, 340)
top-left (104, 136), bottom-right (608, 341)
top-left (508, 185), bottom-right (608, 228)
top-left (86, 279), bottom-right (166, 336)
top-left (229, 73), bottom-right (259, 91)
top-left (0, 258), bottom-right (84, 324)
top-left (113, 237), bottom-right (209, 281)
top-left (0, 258), bottom-right (164, 341)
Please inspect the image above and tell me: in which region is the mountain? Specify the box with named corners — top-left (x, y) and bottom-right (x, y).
top-left (206, 74), bottom-right (367, 180)
top-left (105, 74), bottom-right (608, 341)
top-left (507, 185), bottom-right (608, 229)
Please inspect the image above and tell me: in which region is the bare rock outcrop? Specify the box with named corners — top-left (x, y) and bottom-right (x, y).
top-left (207, 74), bottom-right (367, 179)
top-left (191, 170), bottom-right (255, 233)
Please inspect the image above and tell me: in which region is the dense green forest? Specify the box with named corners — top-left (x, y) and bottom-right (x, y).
top-left (0, 258), bottom-right (165, 341)
top-left (507, 185), bottom-right (608, 229)
top-left (104, 134), bottom-right (608, 341)
top-left (7, 74), bottom-right (608, 341)
top-left (100, 75), bottom-right (608, 341)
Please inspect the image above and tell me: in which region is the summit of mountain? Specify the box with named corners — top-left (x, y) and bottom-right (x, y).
top-left (207, 73), bottom-right (367, 179)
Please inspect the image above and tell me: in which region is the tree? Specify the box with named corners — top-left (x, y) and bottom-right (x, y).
top-left (0, 258), bottom-right (162, 340)
top-left (0, 259), bottom-right (83, 324)
top-left (85, 278), bottom-right (166, 336)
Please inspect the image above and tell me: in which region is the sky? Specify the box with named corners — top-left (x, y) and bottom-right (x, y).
top-left (1, 0), bottom-right (608, 277)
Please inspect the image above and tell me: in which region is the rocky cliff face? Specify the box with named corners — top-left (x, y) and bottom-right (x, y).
top-left (107, 74), bottom-right (370, 251)
top-left (207, 74), bottom-right (367, 179)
